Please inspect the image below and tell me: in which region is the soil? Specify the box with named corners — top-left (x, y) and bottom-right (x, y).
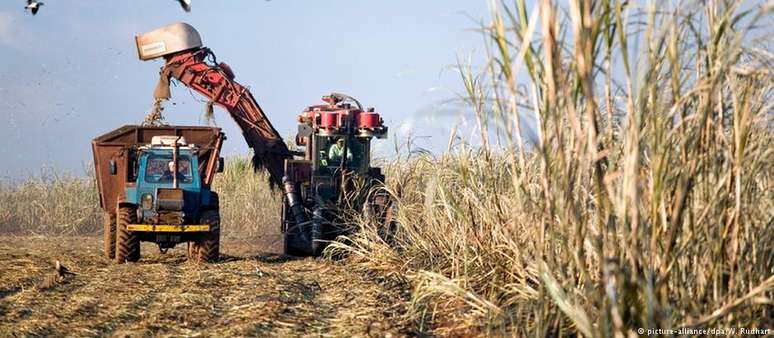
top-left (0, 235), bottom-right (414, 337)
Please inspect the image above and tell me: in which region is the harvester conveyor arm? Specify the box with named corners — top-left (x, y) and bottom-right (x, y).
top-left (160, 48), bottom-right (290, 186)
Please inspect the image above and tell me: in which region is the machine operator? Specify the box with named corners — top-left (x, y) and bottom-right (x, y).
top-left (328, 138), bottom-right (353, 163)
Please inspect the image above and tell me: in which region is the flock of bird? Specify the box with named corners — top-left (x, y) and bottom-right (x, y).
top-left (24, 0), bottom-right (192, 16)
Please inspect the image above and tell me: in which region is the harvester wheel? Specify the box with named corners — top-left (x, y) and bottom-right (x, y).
top-left (283, 228), bottom-right (309, 257)
top-left (365, 190), bottom-right (399, 244)
top-left (102, 212), bottom-right (116, 259)
top-left (115, 206), bottom-right (140, 263)
top-left (195, 209), bottom-right (220, 263)
top-left (282, 202), bottom-right (312, 257)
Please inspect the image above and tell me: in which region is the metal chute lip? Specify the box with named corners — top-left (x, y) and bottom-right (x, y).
top-left (135, 22), bottom-right (203, 61)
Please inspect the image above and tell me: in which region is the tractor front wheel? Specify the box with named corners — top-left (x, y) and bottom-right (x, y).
top-left (115, 206), bottom-right (140, 263)
top-left (193, 209), bottom-right (220, 263)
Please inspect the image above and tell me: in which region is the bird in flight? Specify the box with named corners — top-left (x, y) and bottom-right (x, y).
top-left (25, 0), bottom-right (44, 15)
top-left (177, 0), bottom-right (192, 12)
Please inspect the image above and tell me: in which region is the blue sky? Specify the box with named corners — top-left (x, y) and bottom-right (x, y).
top-left (0, 0), bottom-right (489, 179)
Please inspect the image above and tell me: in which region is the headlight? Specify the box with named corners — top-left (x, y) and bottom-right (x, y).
top-left (141, 193), bottom-right (153, 209)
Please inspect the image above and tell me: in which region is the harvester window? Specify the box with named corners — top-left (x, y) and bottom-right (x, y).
top-left (327, 138), bottom-right (353, 164)
top-left (145, 156), bottom-right (193, 183)
top-left (318, 137), bottom-right (366, 171)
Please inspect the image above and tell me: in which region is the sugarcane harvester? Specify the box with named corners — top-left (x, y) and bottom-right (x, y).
top-left (134, 23), bottom-right (392, 256)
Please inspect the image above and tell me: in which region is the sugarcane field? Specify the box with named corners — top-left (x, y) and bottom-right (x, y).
top-left (0, 1), bottom-right (772, 337)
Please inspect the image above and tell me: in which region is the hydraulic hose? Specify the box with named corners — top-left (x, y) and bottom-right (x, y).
top-left (282, 176), bottom-right (309, 225)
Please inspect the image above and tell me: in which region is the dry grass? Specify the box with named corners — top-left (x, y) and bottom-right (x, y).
top-left (211, 155), bottom-right (280, 239)
top-left (0, 170), bottom-right (100, 235)
top-left (1, 1), bottom-right (771, 336)
top-left (0, 161), bottom-right (411, 336)
top-left (0, 236), bottom-right (413, 337)
top-left (0, 155), bottom-right (279, 239)
top-left (331, 0), bottom-right (774, 336)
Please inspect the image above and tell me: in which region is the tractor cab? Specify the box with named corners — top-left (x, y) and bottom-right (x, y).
top-left (125, 136), bottom-right (214, 225)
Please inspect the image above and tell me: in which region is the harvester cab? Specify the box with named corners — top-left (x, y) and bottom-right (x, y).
top-left (293, 93), bottom-right (387, 188)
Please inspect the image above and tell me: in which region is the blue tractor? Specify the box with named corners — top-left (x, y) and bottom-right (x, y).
top-left (92, 125), bottom-right (225, 263)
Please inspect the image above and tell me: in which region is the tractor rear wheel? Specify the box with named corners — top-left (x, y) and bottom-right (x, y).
top-left (102, 212), bottom-right (116, 259)
top-left (115, 206), bottom-right (140, 263)
top-left (194, 209), bottom-right (220, 263)
top-left (208, 192), bottom-right (219, 209)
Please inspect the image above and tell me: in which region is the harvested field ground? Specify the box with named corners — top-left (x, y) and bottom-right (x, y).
top-left (0, 236), bottom-right (413, 337)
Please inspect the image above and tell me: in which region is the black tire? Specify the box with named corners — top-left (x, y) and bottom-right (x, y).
top-left (283, 223), bottom-right (322, 257)
top-left (365, 190), bottom-right (398, 244)
top-left (194, 209), bottom-right (220, 263)
top-left (102, 212), bottom-right (116, 259)
top-left (282, 199), bottom-right (303, 256)
top-left (284, 230), bottom-right (308, 256)
top-left (209, 192), bottom-right (220, 208)
top-left (281, 198), bottom-right (321, 257)
top-left (115, 206), bottom-right (140, 263)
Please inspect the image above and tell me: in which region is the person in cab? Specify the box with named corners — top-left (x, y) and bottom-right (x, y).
top-left (328, 138), bottom-right (353, 163)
